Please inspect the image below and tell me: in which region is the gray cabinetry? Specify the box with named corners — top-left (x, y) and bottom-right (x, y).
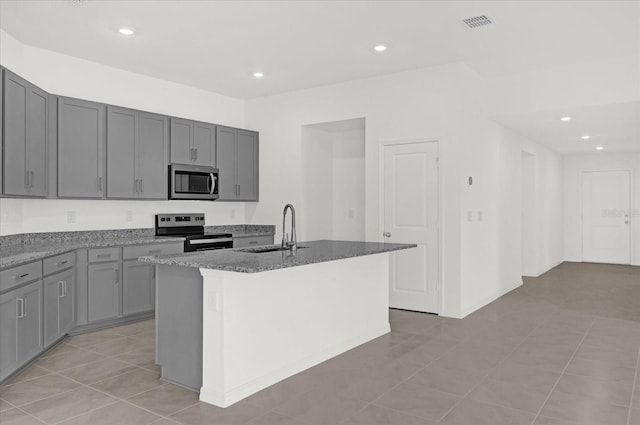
top-left (122, 261), bottom-right (154, 315)
top-left (107, 106), bottom-right (169, 199)
top-left (233, 234), bottom-right (274, 248)
top-left (216, 126), bottom-right (259, 201)
top-left (58, 97), bottom-right (105, 198)
top-left (3, 70), bottom-right (48, 197)
top-left (43, 268), bottom-right (75, 347)
top-left (170, 118), bottom-right (215, 166)
top-left (87, 261), bottom-right (120, 323)
top-left (0, 280), bottom-right (43, 382)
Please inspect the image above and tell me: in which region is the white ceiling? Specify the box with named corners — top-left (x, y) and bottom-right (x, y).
top-left (493, 102), bottom-right (640, 154)
top-left (1, 0), bottom-right (638, 154)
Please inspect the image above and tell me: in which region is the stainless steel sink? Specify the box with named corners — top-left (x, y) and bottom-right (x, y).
top-left (236, 245), bottom-right (308, 254)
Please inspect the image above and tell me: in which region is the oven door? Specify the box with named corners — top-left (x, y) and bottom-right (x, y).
top-left (184, 235), bottom-right (233, 252)
top-left (170, 164), bottom-right (219, 200)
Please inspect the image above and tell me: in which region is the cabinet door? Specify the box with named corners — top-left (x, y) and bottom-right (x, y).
top-left (216, 126), bottom-right (237, 200)
top-left (43, 275), bottom-right (61, 347)
top-left (16, 281), bottom-right (43, 366)
top-left (123, 260), bottom-right (154, 315)
top-left (0, 289), bottom-right (19, 381)
top-left (138, 112), bottom-right (169, 199)
top-left (88, 262), bottom-right (120, 322)
top-left (193, 122), bottom-right (215, 167)
top-left (59, 272), bottom-right (75, 335)
top-left (107, 106), bottom-right (137, 199)
top-left (43, 269), bottom-right (75, 347)
top-left (58, 97), bottom-right (105, 198)
top-left (26, 85), bottom-right (48, 197)
top-left (3, 71), bottom-right (28, 195)
top-left (170, 118), bottom-right (193, 164)
top-left (0, 67), bottom-right (4, 194)
top-left (236, 130), bottom-right (259, 201)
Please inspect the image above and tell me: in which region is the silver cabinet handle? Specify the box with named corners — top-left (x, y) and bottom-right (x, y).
top-left (18, 273), bottom-right (30, 279)
top-left (25, 171), bottom-right (29, 189)
top-left (148, 249), bottom-right (162, 254)
top-left (29, 171), bottom-right (34, 188)
top-left (134, 179), bottom-right (139, 193)
top-left (140, 179), bottom-right (143, 193)
top-left (58, 261), bottom-right (68, 266)
top-left (96, 253), bottom-right (112, 258)
top-left (115, 270), bottom-right (119, 283)
top-left (64, 280), bottom-right (67, 297)
top-left (190, 148), bottom-right (194, 161)
top-left (383, 232), bottom-right (391, 237)
top-left (59, 280), bottom-right (64, 297)
top-left (194, 148), bottom-right (198, 160)
top-left (16, 298), bottom-right (25, 318)
top-left (98, 177), bottom-right (103, 192)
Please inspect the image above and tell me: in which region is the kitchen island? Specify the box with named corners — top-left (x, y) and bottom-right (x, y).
top-left (140, 240), bottom-right (415, 408)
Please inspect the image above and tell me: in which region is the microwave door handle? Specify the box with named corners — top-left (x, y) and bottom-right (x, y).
top-left (209, 173), bottom-right (215, 195)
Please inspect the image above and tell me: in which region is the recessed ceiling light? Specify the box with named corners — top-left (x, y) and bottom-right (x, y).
top-left (118, 28), bottom-right (135, 36)
top-left (374, 45), bottom-right (387, 52)
top-left (596, 146), bottom-right (604, 150)
top-left (581, 135), bottom-right (591, 140)
top-left (252, 72), bottom-right (264, 78)
top-left (560, 116), bottom-right (571, 122)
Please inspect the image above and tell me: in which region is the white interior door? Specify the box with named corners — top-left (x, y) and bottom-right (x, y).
top-left (383, 142), bottom-right (439, 313)
top-left (582, 170), bottom-right (631, 264)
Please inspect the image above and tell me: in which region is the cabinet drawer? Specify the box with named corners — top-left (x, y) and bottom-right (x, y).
top-left (123, 243), bottom-right (183, 260)
top-left (88, 247), bottom-right (120, 263)
top-left (0, 261), bottom-right (42, 292)
top-left (43, 252), bottom-right (76, 276)
top-left (233, 235), bottom-right (274, 248)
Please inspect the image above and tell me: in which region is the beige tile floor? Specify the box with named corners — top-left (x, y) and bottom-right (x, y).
top-left (1, 262), bottom-right (639, 425)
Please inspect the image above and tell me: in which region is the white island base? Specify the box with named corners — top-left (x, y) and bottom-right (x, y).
top-left (198, 252), bottom-right (390, 408)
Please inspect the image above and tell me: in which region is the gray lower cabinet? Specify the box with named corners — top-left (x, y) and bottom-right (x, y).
top-left (122, 261), bottom-right (154, 315)
top-left (58, 97), bottom-right (105, 198)
top-left (43, 269), bottom-right (75, 347)
top-left (233, 234), bottom-right (274, 248)
top-left (3, 70), bottom-right (48, 197)
top-left (216, 126), bottom-right (258, 201)
top-left (170, 118), bottom-right (216, 167)
top-left (0, 280), bottom-right (43, 382)
top-left (87, 262), bottom-right (121, 322)
top-left (107, 106), bottom-right (169, 199)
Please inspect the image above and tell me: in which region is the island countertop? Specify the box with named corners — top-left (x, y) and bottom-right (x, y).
top-left (139, 239), bottom-right (416, 273)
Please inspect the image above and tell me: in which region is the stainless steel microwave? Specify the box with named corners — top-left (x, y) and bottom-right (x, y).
top-left (169, 163), bottom-right (219, 200)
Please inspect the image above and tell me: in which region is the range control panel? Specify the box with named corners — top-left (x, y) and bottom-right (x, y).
top-left (156, 213), bottom-right (205, 228)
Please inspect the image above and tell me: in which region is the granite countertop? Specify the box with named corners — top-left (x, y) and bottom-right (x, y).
top-left (0, 225), bottom-right (275, 270)
top-left (139, 240), bottom-right (417, 273)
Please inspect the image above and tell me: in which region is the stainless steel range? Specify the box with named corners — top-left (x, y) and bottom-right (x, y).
top-left (155, 213), bottom-right (233, 252)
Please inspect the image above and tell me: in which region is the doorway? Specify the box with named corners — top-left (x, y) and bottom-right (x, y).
top-left (582, 170), bottom-right (631, 264)
top-left (381, 141), bottom-right (439, 314)
top-left (521, 151), bottom-right (538, 276)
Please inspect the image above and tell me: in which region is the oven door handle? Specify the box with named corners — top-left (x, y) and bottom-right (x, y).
top-left (189, 238), bottom-right (233, 244)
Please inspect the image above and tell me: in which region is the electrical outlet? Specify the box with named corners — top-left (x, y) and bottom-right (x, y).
top-left (126, 210), bottom-right (133, 222)
top-left (67, 211), bottom-right (76, 224)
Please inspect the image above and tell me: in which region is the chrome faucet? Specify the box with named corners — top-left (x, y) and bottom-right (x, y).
top-left (282, 204), bottom-right (297, 252)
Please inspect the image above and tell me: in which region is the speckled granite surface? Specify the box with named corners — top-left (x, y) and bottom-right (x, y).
top-left (0, 225), bottom-right (275, 270)
top-left (139, 240), bottom-right (416, 273)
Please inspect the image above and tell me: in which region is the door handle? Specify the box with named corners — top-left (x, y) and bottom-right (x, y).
top-left (383, 232), bottom-right (391, 238)
top-left (59, 280), bottom-right (64, 298)
top-left (16, 298), bottom-right (25, 318)
top-left (209, 173), bottom-right (215, 194)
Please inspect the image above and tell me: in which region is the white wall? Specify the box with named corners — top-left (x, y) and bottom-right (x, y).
top-left (564, 153), bottom-right (640, 266)
top-left (0, 30), bottom-right (249, 235)
top-left (331, 128), bottom-right (365, 241)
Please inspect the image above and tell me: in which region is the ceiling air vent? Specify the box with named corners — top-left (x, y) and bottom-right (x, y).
top-left (461, 15), bottom-right (494, 29)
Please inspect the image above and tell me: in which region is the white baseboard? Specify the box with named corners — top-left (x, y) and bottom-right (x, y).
top-left (460, 278), bottom-right (524, 318)
top-left (199, 323), bottom-right (390, 408)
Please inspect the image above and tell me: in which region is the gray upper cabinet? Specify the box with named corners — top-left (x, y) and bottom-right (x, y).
top-left (3, 70), bottom-right (48, 197)
top-left (107, 106), bottom-right (169, 199)
top-left (58, 97), bottom-right (105, 198)
top-left (216, 126), bottom-right (258, 201)
top-left (170, 118), bottom-right (215, 167)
